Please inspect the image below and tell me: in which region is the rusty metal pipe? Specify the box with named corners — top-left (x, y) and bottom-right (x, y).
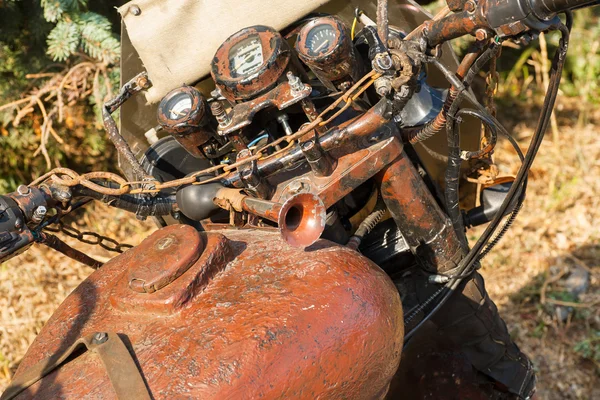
top-left (377, 150), bottom-right (463, 273)
top-left (423, 9), bottom-right (490, 47)
top-left (377, 0), bottom-right (389, 46)
top-left (215, 189), bottom-right (326, 247)
top-left (103, 73), bottom-right (151, 181)
top-left (223, 98), bottom-right (392, 187)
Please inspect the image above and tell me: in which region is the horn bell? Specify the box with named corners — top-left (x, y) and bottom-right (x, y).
top-left (278, 193), bottom-right (326, 248)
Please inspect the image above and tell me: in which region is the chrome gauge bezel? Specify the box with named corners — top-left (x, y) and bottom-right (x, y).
top-left (211, 26), bottom-right (290, 102)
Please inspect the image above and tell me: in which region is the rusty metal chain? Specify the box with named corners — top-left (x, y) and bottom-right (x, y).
top-left (28, 70), bottom-right (381, 197)
top-left (44, 222), bottom-right (133, 253)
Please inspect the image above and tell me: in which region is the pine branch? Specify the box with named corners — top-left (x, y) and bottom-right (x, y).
top-left (46, 19), bottom-right (79, 61)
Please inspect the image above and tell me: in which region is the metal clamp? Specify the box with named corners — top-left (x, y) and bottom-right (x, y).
top-left (1, 332), bottom-right (151, 400)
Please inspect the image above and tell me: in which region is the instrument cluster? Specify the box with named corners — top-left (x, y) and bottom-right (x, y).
top-left (155, 15), bottom-right (364, 162)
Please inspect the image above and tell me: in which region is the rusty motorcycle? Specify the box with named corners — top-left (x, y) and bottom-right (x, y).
top-left (1, 0), bottom-right (599, 398)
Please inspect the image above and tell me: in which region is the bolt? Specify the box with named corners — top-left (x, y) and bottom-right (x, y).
top-left (17, 185), bottom-right (30, 195)
top-left (14, 218), bottom-right (22, 230)
top-left (54, 188), bottom-right (72, 203)
top-left (130, 5), bottom-right (141, 16)
top-left (287, 71), bottom-right (305, 94)
top-left (210, 88), bottom-right (223, 100)
top-left (518, 33), bottom-right (534, 46)
top-left (210, 101), bottom-right (231, 128)
top-left (93, 332), bottom-right (109, 344)
top-left (475, 29), bottom-right (488, 42)
top-left (31, 206), bottom-right (47, 224)
top-left (277, 114), bottom-right (293, 136)
top-left (288, 180), bottom-right (306, 194)
top-left (136, 75), bottom-right (151, 89)
top-left (464, 0), bottom-right (476, 13)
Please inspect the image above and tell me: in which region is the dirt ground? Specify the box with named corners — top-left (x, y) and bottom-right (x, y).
top-left (0, 105), bottom-right (599, 398)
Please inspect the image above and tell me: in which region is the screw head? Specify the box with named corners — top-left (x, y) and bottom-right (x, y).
top-left (34, 206), bottom-right (47, 217)
top-left (14, 218), bottom-right (22, 230)
top-left (130, 5), bottom-right (141, 16)
top-left (56, 189), bottom-right (72, 202)
top-left (93, 332), bottom-right (108, 344)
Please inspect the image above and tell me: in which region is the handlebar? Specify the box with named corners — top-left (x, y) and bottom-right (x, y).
top-left (424, 0), bottom-right (597, 47)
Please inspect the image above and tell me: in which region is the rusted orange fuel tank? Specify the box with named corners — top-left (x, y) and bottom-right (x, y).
top-left (9, 225), bottom-right (403, 399)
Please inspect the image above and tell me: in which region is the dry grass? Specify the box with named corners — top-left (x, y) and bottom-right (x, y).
top-left (473, 102), bottom-right (600, 399)
top-left (0, 103), bottom-right (599, 398)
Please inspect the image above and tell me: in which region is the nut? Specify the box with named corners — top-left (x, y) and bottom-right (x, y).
top-left (374, 77), bottom-right (392, 97)
top-left (17, 185), bottom-right (30, 195)
top-left (475, 29), bottom-right (489, 42)
top-left (31, 206), bottom-right (47, 224)
top-left (464, 0), bottom-right (476, 13)
top-left (287, 72), bottom-right (305, 94)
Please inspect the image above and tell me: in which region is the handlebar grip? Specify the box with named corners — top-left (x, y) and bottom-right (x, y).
top-left (532, 0), bottom-right (599, 16)
top-left (0, 195), bottom-right (35, 264)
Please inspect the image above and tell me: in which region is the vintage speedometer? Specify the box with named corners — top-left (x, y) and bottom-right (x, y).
top-left (211, 26), bottom-right (290, 102)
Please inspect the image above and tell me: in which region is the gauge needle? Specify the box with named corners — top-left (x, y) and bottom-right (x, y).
top-left (314, 40), bottom-right (329, 52)
top-left (169, 109), bottom-right (187, 117)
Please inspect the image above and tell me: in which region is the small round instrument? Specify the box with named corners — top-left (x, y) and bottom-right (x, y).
top-left (211, 26), bottom-right (290, 102)
top-left (295, 16), bottom-right (361, 88)
top-left (157, 86), bottom-right (215, 158)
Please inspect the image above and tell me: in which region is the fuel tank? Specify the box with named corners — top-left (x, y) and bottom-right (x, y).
top-left (10, 225), bottom-right (403, 399)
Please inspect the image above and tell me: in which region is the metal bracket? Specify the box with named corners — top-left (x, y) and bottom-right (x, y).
top-left (1, 332), bottom-right (151, 400)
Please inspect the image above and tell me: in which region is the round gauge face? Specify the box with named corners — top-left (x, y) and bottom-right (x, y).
top-left (164, 91), bottom-right (193, 120)
top-left (211, 26), bottom-right (290, 102)
top-left (306, 24), bottom-right (337, 57)
top-left (229, 37), bottom-right (264, 77)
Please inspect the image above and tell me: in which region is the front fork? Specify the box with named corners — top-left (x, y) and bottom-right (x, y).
top-left (379, 150), bottom-right (535, 398)
top-left (378, 149), bottom-right (463, 274)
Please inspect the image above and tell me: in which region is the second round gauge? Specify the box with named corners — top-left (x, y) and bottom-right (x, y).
top-left (295, 16), bottom-right (359, 86)
top-left (305, 24), bottom-right (338, 57)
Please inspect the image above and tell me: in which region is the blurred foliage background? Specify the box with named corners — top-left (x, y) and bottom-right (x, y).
top-left (0, 0), bottom-right (122, 193)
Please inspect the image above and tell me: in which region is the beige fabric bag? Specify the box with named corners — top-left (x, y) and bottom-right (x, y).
top-left (118, 0), bottom-right (330, 103)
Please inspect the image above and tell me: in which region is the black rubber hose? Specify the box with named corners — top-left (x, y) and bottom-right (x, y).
top-left (445, 95), bottom-right (469, 250)
top-left (361, 25), bottom-right (388, 61)
top-left (73, 186), bottom-right (177, 217)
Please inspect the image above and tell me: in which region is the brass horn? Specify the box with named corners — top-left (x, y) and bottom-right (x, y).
top-left (214, 189), bottom-right (326, 247)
